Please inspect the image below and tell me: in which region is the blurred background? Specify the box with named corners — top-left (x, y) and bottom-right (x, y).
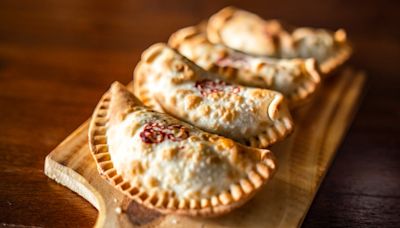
top-left (0, 0), bottom-right (399, 227)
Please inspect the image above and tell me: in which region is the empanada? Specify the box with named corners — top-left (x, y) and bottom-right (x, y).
top-left (207, 6), bottom-right (352, 74)
top-left (134, 43), bottom-right (294, 148)
top-left (169, 24), bottom-right (321, 108)
top-left (88, 82), bottom-right (277, 216)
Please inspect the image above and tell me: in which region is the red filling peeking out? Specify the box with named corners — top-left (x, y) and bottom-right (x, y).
top-left (140, 122), bottom-right (189, 144)
top-left (195, 79), bottom-right (240, 96)
top-left (215, 53), bottom-right (250, 69)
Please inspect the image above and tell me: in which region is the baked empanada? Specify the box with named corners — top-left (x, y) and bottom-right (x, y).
top-left (169, 25), bottom-right (321, 108)
top-left (134, 43), bottom-right (294, 148)
top-left (207, 6), bottom-right (352, 74)
top-left (88, 82), bottom-right (277, 217)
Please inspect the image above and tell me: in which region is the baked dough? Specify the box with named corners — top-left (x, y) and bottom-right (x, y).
top-left (134, 43), bottom-right (294, 148)
top-left (169, 24), bottom-right (321, 108)
top-left (207, 6), bottom-right (352, 74)
top-left (88, 82), bottom-right (277, 217)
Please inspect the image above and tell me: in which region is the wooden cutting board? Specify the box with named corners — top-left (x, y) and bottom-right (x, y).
top-left (44, 68), bottom-right (365, 228)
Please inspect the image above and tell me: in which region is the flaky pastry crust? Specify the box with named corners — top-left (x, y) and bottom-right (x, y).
top-left (134, 43), bottom-right (294, 148)
top-left (207, 6), bottom-right (352, 75)
top-left (169, 24), bottom-right (321, 108)
top-left (88, 82), bottom-right (277, 217)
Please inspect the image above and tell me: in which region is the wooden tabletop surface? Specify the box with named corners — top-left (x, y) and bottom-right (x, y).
top-left (0, 0), bottom-right (399, 227)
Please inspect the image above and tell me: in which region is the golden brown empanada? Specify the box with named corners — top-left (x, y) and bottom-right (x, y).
top-left (207, 6), bottom-right (352, 74)
top-left (88, 82), bottom-right (277, 217)
top-left (169, 24), bottom-right (321, 108)
top-left (134, 43), bottom-right (294, 148)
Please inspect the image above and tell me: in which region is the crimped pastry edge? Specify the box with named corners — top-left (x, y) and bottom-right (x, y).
top-left (88, 82), bottom-right (277, 217)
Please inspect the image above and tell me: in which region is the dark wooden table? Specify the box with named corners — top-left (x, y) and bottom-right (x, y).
top-left (1, 0), bottom-right (399, 227)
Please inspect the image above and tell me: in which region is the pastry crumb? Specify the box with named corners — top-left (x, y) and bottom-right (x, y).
top-left (115, 207), bottom-right (122, 214)
top-left (171, 218), bottom-right (179, 224)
